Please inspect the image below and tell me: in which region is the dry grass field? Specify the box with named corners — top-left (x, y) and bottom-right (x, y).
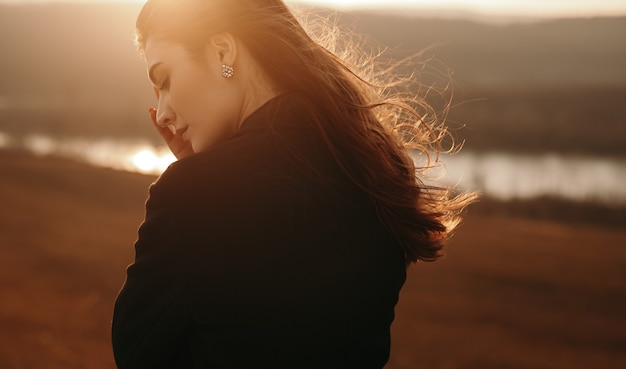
top-left (1, 151), bottom-right (625, 369)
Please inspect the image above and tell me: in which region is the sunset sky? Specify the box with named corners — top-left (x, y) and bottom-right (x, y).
top-left (1, 0), bottom-right (626, 18)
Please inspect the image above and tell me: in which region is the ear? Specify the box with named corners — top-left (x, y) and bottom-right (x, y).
top-left (207, 32), bottom-right (237, 66)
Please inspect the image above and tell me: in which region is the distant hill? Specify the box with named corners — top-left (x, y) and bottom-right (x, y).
top-left (0, 3), bottom-right (625, 154)
top-left (344, 12), bottom-right (626, 87)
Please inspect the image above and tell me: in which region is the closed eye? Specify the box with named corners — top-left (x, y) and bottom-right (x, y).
top-left (148, 62), bottom-right (169, 91)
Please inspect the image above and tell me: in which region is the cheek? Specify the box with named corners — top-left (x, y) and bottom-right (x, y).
top-left (169, 83), bottom-right (198, 114)
top-left (192, 101), bottom-right (243, 152)
top-left (169, 70), bottom-right (242, 151)
top-left (171, 74), bottom-right (219, 118)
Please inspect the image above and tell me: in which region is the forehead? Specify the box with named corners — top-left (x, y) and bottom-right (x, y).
top-left (143, 38), bottom-right (186, 67)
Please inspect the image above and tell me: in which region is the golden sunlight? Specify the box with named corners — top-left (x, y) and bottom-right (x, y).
top-left (130, 148), bottom-right (175, 174)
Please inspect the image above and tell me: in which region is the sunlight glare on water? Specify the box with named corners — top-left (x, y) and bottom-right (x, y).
top-left (131, 148), bottom-right (176, 174)
top-left (13, 132), bottom-right (176, 175)
top-left (23, 134), bottom-right (56, 156)
top-left (433, 152), bottom-right (626, 205)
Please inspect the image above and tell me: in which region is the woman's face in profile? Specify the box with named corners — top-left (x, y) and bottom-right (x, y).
top-left (143, 38), bottom-right (242, 153)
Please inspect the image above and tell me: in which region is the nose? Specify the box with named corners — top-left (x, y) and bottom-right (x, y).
top-left (155, 97), bottom-right (175, 128)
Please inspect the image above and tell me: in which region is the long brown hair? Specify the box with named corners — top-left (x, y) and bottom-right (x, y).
top-left (135, 0), bottom-right (477, 264)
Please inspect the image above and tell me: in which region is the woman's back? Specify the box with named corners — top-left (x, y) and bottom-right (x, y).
top-left (113, 93), bottom-right (406, 368)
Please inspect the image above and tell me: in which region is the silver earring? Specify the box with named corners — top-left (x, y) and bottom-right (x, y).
top-left (222, 64), bottom-right (234, 79)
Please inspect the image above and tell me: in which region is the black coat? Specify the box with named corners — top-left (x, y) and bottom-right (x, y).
top-left (112, 93), bottom-right (407, 369)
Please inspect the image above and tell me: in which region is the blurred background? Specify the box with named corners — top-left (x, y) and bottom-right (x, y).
top-left (2, 0), bottom-right (626, 208)
top-left (0, 1), bottom-right (625, 368)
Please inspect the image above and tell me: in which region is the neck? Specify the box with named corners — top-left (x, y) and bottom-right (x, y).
top-left (237, 64), bottom-right (283, 129)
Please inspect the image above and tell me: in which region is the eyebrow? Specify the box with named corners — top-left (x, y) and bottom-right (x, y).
top-left (148, 62), bottom-right (164, 86)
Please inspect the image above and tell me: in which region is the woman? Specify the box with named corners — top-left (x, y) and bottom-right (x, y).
top-left (112, 0), bottom-right (474, 368)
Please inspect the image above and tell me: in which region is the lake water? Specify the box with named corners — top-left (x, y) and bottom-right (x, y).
top-left (2, 131), bottom-right (625, 206)
top-left (424, 152), bottom-right (626, 205)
